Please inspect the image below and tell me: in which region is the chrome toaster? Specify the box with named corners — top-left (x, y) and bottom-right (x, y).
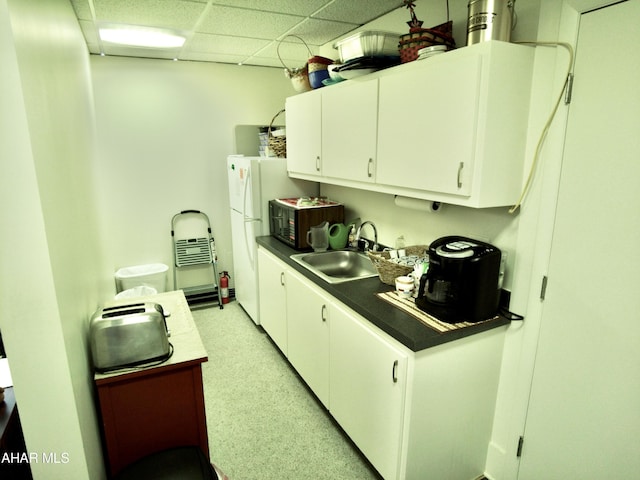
top-left (90, 302), bottom-right (170, 372)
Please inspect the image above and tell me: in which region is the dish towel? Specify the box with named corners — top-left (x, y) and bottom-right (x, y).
top-left (376, 291), bottom-right (496, 333)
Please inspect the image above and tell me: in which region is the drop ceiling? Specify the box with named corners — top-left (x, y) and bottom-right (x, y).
top-left (70, 0), bottom-right (405, 68)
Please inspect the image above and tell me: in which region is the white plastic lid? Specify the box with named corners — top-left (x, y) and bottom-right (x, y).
top-left (418, 45), bottom-right (447, 56)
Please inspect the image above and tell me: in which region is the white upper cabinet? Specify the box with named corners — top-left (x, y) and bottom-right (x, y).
top-left (321, 79), bottom-right (378, 183)
top-left (376, 54), bottom-right (481, 197)
top-left (286, 41), bottom-right (534, 208)
top-left (286, 88), bottom-right (322, 176)
top-left (377, 41), bottom-right (534, 207)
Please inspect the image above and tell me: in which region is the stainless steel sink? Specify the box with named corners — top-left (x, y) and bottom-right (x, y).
top-left (290, 250), bottom-right (378, 284)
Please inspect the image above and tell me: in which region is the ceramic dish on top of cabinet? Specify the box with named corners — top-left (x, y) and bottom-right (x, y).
top-left (338, 68), bottom-right (378, 79)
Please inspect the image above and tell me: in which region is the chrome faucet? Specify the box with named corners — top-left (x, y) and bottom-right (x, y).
top-left (355, 221), bottom-right (378, 252)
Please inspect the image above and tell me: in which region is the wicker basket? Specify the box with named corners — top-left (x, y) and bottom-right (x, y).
top-left (277, 35), bottom-right (313, 93)
top-left (268, 109), bottom-right (286, 158)
top-left (399, 21), bottom-right (456, 63)
top-left (367, 245), bottom-right (429, 285)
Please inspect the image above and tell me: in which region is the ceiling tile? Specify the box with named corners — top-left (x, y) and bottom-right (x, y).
top-left (188, 33), bottom-right (271, 56)
top-left (179, 51), bottom-right (249, 64)
top-left (240, 56), bottom-right (287, 68)
top-left (103, 44), bottom-right (181, 60)
top-left (70, 0), bottom-right (93, 21)
top-left (78, 19), bottom-right (100, 44)
top-left (86, 44), bottom-right (101, 55)
top-left (69, 0), bottom-right (408, 65)
top-left (197, 5), bottom-right (303, 39)
top-left (287, 18), bottom-right (360, 47)
top-left (259, 39), bottom-right (321, 68)
top-left (93, 0), bottom-right (206, 30)
top-left (209, 0), bottom-right (330, 17)
top-left (312, 0), bottom-right (405, 24)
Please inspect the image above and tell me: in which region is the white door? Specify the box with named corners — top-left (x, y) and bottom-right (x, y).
top-left (518, 2), bottom-right (640, 478)
top-left (377, 54), bottom-right (480, 196)
top-left (227, 155), bottom-right (252, 215)
top-left (286, 270), bottom-right (331, 408)
top-left (230, 208), bottom-right (259, 323)
top-left (257, 248), bottom-right (288, 354)
top-left (329, 301), bottom-right (407, 480)
top-left (286, 90), bottom-right (322, 176)
top-left (322, 79), bottom-right (378, 183)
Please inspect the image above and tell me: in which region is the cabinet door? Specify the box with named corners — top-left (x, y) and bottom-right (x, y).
top-left (322, 79), bottom-right (378, 183)
top-left (286, 90), bottom-right (322, 176)
top-left (257, 248), bottom-right (288, 355)
top-left (377, 55), bottom-right (481, 196)
top-left (329, 302), bottom-right (408, 480)
top-left (97, 364), bottom-right (209, 476)
top-left (286, 270), bottom-right (330, 407)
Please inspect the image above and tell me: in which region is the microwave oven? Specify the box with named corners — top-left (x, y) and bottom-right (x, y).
top-left (269, 198), bottom-right (345, 250)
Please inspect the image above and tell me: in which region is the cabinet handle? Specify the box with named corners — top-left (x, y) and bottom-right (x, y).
top-left (316, 155), bottom-right (321, 172)
top-left (280, 272), bottom-right (285, 286)
top-left (457, 162), bottom-right (464, 189)
top-left (367, 158), bottom-right (373, 178)
top-left (321, 304), bottom-right (327, 322)
top-left (392, 360), bottom-right (399, 383)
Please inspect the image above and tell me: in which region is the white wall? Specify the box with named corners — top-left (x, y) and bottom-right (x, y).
top-left (0, 0), bottom-right (111, 478)
top-left (323, 185), bottom-right (521, 288)
top-left (90, 56), bottom-right (297, 291)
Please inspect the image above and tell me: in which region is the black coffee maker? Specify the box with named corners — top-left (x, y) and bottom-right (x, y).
top-left (416, 236), bottom-right (502, 323)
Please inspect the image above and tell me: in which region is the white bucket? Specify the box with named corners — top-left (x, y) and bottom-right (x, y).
top-left (114, 263), bottom-right (168, 293)
top-left (467, 0), bottom-right (516, 45)
top-left (115, 286), bottom-right (158, 299)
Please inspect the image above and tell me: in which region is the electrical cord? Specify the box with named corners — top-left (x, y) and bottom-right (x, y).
top-left (500, 307), bottom-right (525, 321)
top-left (94, 342), bottom-right (175, 374)
top-left (509, 41), bottom-right (575, 214)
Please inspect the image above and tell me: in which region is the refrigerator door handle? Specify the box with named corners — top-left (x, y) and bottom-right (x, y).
top-left (243, 221), bottom-right (255, 270)
top-left (242, 166), bottom-right (251, 220)
top-left (242, 166), bottom-right (257, 267)
top-left (241, 167), bottom-right (262, 222)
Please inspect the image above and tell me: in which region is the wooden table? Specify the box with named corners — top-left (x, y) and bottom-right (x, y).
top-left (94, 291), bottom-right (209, 477)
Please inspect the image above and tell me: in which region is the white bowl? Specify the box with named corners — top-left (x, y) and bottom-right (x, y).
top-left (328, 64), bottom-right (344, 81)
top-left (338, 68), bottom-right (377, 80)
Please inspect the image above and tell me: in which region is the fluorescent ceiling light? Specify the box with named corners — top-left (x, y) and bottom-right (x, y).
top-left (99, 25), bottom-right (186, 48)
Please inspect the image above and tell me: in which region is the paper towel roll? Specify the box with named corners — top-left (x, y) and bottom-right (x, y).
top-left (394, 195), bottom-right (442, 213)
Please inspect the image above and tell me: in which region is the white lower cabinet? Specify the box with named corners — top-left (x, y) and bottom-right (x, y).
top-left (329, 300), bottom-right (408, 480)
top-left (258, 247), bottom-right (506, 479)
top-left (286, 269), bottom-right (331, 408)
top-left (257, 247), bottom-right (288, 355)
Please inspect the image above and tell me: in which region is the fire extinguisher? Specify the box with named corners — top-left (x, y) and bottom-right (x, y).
top-left (220, 271), bottom-right (230, 304)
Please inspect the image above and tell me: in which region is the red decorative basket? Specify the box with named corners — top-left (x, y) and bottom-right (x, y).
top-left (399, 20), bottom-right (456, 63)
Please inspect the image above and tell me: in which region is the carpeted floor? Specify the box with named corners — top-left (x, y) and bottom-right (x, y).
top-left (191, 301), bottom-right (381, 480)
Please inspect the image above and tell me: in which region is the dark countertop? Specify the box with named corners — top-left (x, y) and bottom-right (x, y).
top-left (257, 236), bottom-right (510, 352)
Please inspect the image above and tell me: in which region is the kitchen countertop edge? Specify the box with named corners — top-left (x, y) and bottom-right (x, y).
top-left (257, 236), bottom-right (510, 352)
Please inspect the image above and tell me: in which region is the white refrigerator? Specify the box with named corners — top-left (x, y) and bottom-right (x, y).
top-left (227, 155), bottom-right (317, 324)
